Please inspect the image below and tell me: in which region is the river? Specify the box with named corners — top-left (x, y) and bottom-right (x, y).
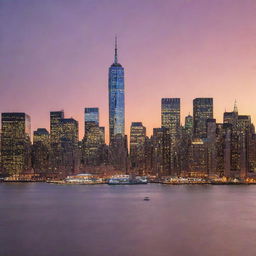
top-left (0, 183), bottom-right (256, 256)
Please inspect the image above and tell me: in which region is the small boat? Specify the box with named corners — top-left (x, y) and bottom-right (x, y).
top-left (144, 197), bottom-right (150, 201)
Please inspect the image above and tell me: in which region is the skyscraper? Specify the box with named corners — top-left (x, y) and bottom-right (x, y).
top-left (83, 108), bottom-right (105, 166)
top-left (60, 118), bottom-right (80, 175)
top-left (193, 98), bottom-right (213, 138)
top-left (130, 122), bottom-right (146, 173)
top-left (1, 113), bottom-right (31, 175)
top-left (188, 138), bottom-right (208, 176)
top-left (206, 119), bottom-right (217, 177)
top-left (84, 108), bottom-right (99, 135)
top-left (161, 98), bottom-right (181, 175)
top-left (152, 128), bottom-right (170, 176)
top-left (49, 111), bottom-right (64, 175)
top-left (223, 102), bottom-right (251, 179)
top-left (50, 111), bottom-right (64, 145)
top-left (108, 37), bottom-right (125, 143)
top-left (161, 98), bottom-right (180, 132)
top-left (32, 128), bottom-right (50, 176)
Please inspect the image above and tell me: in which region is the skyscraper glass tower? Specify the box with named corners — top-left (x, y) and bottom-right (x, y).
top-left (84, 108), bottom-right (99, 135)
top-left (161, 98), bottom-right (180, 135)
top-left (193, 98), bottom-right (213, 138)
top-left (161, 98), bottom-right (181, 174)
top-left (108, 37), bottom-right (125, 143)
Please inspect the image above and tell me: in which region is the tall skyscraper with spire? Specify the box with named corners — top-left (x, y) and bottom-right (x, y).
top-left (108, 37), bottom-right (125, 143)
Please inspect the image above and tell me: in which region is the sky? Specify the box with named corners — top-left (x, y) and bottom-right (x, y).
top-left (0, 0), bottom-right (256, 143)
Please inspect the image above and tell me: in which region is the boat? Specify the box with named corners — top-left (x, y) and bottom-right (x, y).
top-left (144, 197), bottom-right (150, 201)
top-left (162, 177), bottom-right (210, 185)
top-left (108, 175), bottom-right (130, 185)
top-left (49, 174), bottom-right (106, 185)
top-left (108, 175), bottom-right (148, 185)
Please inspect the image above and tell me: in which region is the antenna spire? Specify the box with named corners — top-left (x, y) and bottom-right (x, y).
top-left (114, 36), bottom-right (118, 64)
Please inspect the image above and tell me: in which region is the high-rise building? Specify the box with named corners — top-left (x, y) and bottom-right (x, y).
top-left (144, 136), bottom-right (154, 174)
top-left (193, 98), bottom-right (213, 138)
top-left (223, 102), bottom-right (252, 179)
top-left (179, 126), bottom-right (191, 176)
top-left (152, 128), bottom-right (170, 176)
top-left (50, 111), bottom-right (64, 144)
top-left (83, 108), bottom-right (105, 166)
top-left (206, 119), bottom-right (217, 178)
top-left (49, 111), bottom-right (64, 175)
top-left (188, 138), bottom-right (208, 176)
top-left (108, 37), bottom-right (125, 143)
top-left (84, 108), bottom-right (99, 135)
top-left (248, 125), bottom-right (256, 177)
top-left (161, 98), bottom-right (180, 132)
top-left (130, 122), bottom-right (146, 174)
top-left (60, 118), bottom-right (80, 175)
top-left (33, 128), bottom-right (50, 145)
top-left (49, 111), bottom-right (80, 177)
top-left (237, 115), bottom-right (251, 179)
top-left (161, 98), bottom-right (180, 175)
top-left (1, 113), bottom-right (31, 176)
top-left (32, 128), bottom-right (50, 176)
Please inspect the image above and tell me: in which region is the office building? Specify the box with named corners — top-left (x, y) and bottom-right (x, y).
top-left (1, 113), bottom-right (31, 175)
top-left (108, 37), bottom-right (125, 142)
top-left (193, 98), bottom-right (213, 138)
top-left (130, 122), bottom-right (146, 174)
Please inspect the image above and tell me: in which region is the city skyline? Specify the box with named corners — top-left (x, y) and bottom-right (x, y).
top-left (1, 0), bottom-right (256, 143)
top-left (2, 2), bottom-right (256, 256)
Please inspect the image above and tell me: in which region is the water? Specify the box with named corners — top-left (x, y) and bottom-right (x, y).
top-left (0, 183), bottom-right (256, 256)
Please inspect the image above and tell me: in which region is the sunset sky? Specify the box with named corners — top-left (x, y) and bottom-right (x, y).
top-left (1, 0), bottom-right (256, 142)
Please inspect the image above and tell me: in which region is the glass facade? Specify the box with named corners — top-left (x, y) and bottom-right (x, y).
top-left (193, 98), bottom-right (213, 138)
top-left (161, 98), bottom-right (180, 136)
top-left (130, 122), bottom-right (146, 171)
top-left (1, 113), bottom-right (31, 175)
top-left (108, 38), bottom-right (125, 142)
top-left (161, 98), bottom-right (181, 174)
top-left (60, 118), bottom-right (80, 175)
top-left (50, 111), bottom-right (64, 144)
top-left (33, 128), bottom-right (50, 145)
top-left (83, 108), bottom-right (105, 166)
top-left (32, 128), bottom-right (50, 175)
top-left (84, 108), bottom-right (99, 135)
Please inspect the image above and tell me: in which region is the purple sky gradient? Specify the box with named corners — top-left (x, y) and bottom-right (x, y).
top-left (1, 0), bottom-right (256, 142)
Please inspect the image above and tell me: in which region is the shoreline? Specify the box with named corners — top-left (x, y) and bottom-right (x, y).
top-left (1, 180), bottom-right (256, 185)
